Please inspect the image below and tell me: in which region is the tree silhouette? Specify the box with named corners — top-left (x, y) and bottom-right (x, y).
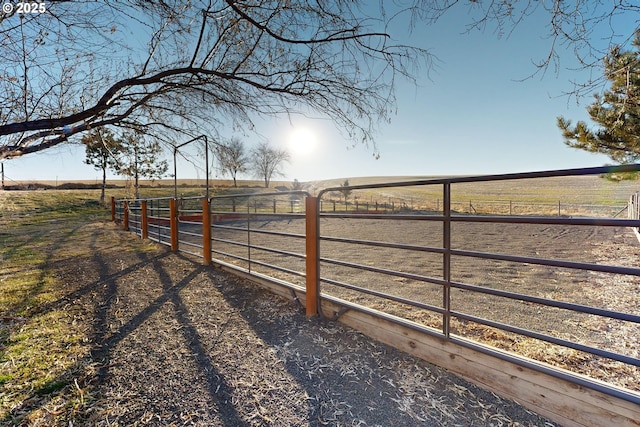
top-left (82, 128), bottom-right (122, 203)
top-left (251, 142), bottom-right (289, 188)
top-left (0, 1), bottom-right (429, 159)
top-left (216, 137), bottom-right (248, 188)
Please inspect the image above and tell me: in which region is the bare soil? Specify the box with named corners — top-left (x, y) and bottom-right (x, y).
top-left (209, 216), bottom-right (640, 391)
top-left (5, 219), bottom-right (558, 426)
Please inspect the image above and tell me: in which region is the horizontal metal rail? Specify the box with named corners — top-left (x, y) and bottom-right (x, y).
top-left (320, 275), bottom-right (446, 315)
top-left (111, 166), bottom-right (640, 407)
top-left (451, 280), bottom-right (640, 323)
top-left (315, 163), bottom-right (640, 405)
top-left (451, 248), bottom-right (640, 276)
top-left (320, 256), bottom-right (443, 286)
top-left (452, 311), bottom-right (639, 367)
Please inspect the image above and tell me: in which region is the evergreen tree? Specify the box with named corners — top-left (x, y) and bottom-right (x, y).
top-left (82, 128), bottom-right (121, 203)
top-left (558, 32), bottom-right (640, 166)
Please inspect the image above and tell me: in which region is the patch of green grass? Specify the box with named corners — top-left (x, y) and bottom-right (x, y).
top-left (0, 374), bottom-right (12, 385)
top-left (0, 190), bottom-right (111, 424)
top-left (35, 380), bottom-right (69, 396)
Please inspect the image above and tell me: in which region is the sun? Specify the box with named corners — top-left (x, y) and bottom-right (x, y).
top-left (287, 126), bottom-right (317, 156)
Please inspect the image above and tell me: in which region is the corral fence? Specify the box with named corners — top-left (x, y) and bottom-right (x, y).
top-left (322, 196), bottom-right (627, 217)
top-left (112, 164), bottom-right (640, 427)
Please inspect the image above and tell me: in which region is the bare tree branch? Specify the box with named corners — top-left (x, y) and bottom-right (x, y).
top-left (1, 0), bottom-right (638, 160)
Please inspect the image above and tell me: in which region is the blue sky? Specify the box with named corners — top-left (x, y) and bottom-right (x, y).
top-left (2, 4), bottom-right (634, 184)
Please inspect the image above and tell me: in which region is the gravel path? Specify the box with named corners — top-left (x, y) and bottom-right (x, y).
top-left (53, 227), bottom-right (558, 426)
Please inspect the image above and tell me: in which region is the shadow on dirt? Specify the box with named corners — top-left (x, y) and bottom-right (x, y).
top-left (3, 223), bottom-right (557, 426)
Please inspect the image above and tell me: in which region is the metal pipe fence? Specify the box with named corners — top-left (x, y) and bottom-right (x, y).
top-left (112, 164), bottom-right (640, 407)
top-left (315, 164), bottom-right (640, 405)
top-left (320, 196), bottom-right (627, 217)
top-left (207, 192), bottom-right (309, 285)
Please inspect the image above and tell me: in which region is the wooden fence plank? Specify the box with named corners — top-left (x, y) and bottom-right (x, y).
top-left (316, 297), bottom-right (640, 427)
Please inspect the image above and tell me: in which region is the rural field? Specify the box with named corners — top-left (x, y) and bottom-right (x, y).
top-left (1, 174), bottom-right (639, 425)
top-left (205, 174), bottom-right (640, 393)
top-left (0, 186), bottom-right (561, 426)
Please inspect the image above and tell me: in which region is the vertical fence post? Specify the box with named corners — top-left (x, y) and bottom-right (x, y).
top-left (305, 196), bottom-right (319, 317)
top-left (170, 198), bottom-right (178, 252)
top-left (111, 196), bottom-right (116, 222)
top-left (202, 197), bottom-right (212, 265)
top-left (442, 183), bottom-right (451, 338)
top-left (141, 200), bottom-right (148, 239)
top-left (123, 201), bottom-right (129, 231)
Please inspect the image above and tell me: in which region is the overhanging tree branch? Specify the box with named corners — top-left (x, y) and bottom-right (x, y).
top-left (1, 1), bottom-right (638, 161)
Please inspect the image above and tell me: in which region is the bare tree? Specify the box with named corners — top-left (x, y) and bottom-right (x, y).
top-left (251, 142), bottom-right (290, 188)
top-left (216, 137), bottom-right (248, 188)
top-left (0, 1), bottom-right (429, 159)
top-left (416, 1), bottom-right (640, 97)
top-left (0, 1), bottom-right (637, 160)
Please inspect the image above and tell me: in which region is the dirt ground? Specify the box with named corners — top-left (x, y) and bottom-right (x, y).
top-left (207, 216), bottom-right (640, 391)
top-left (29, 221), bottom-right (559, 426)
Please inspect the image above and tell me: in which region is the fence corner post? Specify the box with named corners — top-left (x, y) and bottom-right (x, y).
top-left (202, 197), bottom-right (212, 265)
top-left (305, 196), bottom-right (319, 317)
top-left (141, 200), bottom-right (148, 239)
top-left (111, 196), bottom-right (116, 222)
top-left (123, 200), bottom-right (129, 231)
top-left (170, 198), bottom-right (179, 252)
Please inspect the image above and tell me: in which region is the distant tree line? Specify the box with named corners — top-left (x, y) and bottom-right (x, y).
top-left (83, 130), bottom-right (290, 201)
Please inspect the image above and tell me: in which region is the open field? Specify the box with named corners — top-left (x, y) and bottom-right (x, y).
top-left (7, 173), bottom-right (640, 201)
top-left (0, 189), bottom-right (560, 425)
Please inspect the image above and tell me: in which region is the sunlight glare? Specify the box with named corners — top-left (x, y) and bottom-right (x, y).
top-left (287, 127), bottom-right (318, 156)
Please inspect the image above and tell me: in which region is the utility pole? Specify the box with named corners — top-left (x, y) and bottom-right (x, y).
top-left (1, 162), bottom-right (4, 190)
